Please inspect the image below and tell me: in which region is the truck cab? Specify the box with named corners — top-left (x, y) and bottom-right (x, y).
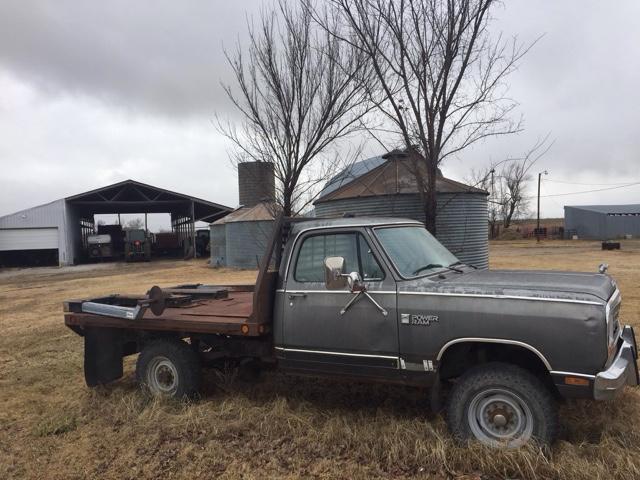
top-left (274, 218), bottom-right (425, 383)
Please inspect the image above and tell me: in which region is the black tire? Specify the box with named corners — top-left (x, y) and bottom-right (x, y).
top-left (446, 362), bottom-right (558, 447)
top-left (136, 339), bottom-right (201, 399)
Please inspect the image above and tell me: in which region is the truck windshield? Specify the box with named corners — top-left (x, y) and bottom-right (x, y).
top-left (375, 226), bottom-right (459, 278)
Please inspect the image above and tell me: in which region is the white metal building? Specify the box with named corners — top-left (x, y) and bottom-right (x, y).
top-left (0, 180), bottom-right (231, 267)
top-left (0, 199), bottom-right (74, 266)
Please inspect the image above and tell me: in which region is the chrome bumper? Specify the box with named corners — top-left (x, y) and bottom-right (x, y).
top-left (594, 326), bottom-right (639, 400)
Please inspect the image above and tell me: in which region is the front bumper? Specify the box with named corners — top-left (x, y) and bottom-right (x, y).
top-left (594, 325), bottom-right (639, 400)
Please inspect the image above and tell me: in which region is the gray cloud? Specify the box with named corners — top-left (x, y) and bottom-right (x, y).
top-left (1, 0), bottom-right (639, 221)
top-left (0, 0), bottom-right (259, 117)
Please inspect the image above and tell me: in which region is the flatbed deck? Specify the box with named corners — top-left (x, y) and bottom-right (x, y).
top-left (64, 288), bottom-right (272, 336)
top-left (64, 278), bottom-right (278, 337)
top-left (64, 215), bottom-right (283, 341)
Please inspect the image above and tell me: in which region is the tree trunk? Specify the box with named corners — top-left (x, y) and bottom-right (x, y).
top-left (423, 165), bottom-right (438, 235)
top-left (282, 190), bottom-right (293, 217)
top-left (503, 201), bottom-right (516, 229)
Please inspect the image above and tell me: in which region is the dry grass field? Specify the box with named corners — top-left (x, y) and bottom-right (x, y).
top-left (1, 240), bottom-right (640, 479)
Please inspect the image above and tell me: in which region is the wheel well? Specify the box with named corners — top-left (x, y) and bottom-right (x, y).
top-left (438, 341), bottom-right (552, 385)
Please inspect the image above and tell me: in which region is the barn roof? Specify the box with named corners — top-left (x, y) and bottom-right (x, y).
top-left (565, 204), bottom-right (640, 215)
top-left (315, 150), bottom-right (486, 204)
top-left (65, 179), bottom-right (231, 222)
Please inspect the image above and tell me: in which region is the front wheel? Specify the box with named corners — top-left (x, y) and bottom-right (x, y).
top-left (446, 362), bottom-right (558, 447)
top-left (136, 339), bottom-right (201, 399)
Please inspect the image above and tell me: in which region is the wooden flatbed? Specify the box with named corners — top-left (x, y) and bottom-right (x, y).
top-left (64, 284), bottom-right (272, 337)
top-left (64, 215), bottom-right (284, 339)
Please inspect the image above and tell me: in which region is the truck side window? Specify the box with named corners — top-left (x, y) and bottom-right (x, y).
top-left (294, 233), bottom-right (384, 283)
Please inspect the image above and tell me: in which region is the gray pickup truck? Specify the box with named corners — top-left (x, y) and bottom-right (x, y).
top-left (64, 216), bottom-right (638, 447)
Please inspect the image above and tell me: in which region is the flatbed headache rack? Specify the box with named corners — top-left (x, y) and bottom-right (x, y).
top-left (63, 214), bottom-right (293, 338)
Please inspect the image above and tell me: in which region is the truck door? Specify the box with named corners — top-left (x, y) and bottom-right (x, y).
top-left (279, 229), bottom-right (399, 379)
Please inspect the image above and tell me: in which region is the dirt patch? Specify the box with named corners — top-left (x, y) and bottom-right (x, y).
top-left (1, 245), bottom-right (640, 479)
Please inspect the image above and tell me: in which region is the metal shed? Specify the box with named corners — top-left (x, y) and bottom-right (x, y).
top-left (314, 150), bottom-right (489, 269)
top-left (564, 204), bottom-right (640, 239)
top-left (0, 180), bottom-right (231, 267)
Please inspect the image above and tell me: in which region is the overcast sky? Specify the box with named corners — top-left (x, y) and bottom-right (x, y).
top-left (0, 0), bottom-right (639, 226)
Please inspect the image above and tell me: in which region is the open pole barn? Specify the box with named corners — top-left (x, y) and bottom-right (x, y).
top-left (0, 180), bottom-right (231, 267)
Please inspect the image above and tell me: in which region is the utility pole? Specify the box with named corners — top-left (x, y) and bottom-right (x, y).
top-left (536, 170), bottom-right (548, 242)
top-left (489, 168), bottom-right (495, 238)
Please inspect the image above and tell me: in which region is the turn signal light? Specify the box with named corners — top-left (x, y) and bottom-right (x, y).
top-left (564, 376), bottom-right (590, 386)
top-left (241, 324), bottom-right (250, 335)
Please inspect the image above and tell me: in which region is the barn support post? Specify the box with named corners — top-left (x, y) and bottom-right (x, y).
top-left (191, 200), bottom-right (196, 259)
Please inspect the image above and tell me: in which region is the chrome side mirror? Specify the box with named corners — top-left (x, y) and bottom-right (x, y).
top-left (324, 256), bottom-right (364, 292)
top-left (345, 271), bottom-right (364, 292)
top-left (324, 256), bottom-right (347, 290)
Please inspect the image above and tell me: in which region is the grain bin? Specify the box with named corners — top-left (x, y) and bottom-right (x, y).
top-left (211, 202), bottom-right (279, 268)
top-left (314, 150), bottom-right (489, 269)
top-left (210, 161), bottom-right (279, 268)
top-left (210, 222), bottom-right (227, 266)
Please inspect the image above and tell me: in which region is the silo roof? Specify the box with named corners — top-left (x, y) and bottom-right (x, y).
top-left (212, 201), bottom-right (280, 224)
top-left (319, 155), bottom-right (387, 198)
top-left (315, 151), bottom-right (486, 204)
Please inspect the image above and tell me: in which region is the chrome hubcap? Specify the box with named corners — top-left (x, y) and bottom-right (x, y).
top-left (467, 388), bottom-right (533, 447)
top-left (147, 356), bottom-right (178, 395)
top-left (493, 414), bottom-right (507, 427)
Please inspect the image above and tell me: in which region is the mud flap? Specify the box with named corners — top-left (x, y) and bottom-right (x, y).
top-left (84, 327), bottom-right (124, 387)
top-left (429, 373), bottom-right (444, 414)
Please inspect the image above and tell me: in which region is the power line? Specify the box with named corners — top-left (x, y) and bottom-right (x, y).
top-left (522, 181), bottom-right (640, 200)
top-left (537, 181), bottom-right (640, 198)
top-left (545, 179), bottom-right (640, 187)
top-left (540, 183), bottom-right (565, 210)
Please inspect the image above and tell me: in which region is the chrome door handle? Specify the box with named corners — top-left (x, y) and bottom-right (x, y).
top-left (288, 292), bottom-right (307, 299)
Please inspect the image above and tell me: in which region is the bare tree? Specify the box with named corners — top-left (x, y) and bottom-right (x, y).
top-left (471, 135), bottom-right (552, 235)
top-left (124, 217), bottom-right (144, 230)
top-left (316, 0), bottom-right (533, 233)
top-left (218, 0), bottom-right (372, 216)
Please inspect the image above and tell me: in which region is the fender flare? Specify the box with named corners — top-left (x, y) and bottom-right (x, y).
top-left (436, 337), bottom-right (552, 371)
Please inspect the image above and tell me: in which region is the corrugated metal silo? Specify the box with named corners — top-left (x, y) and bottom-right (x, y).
top-left (210, 223), bottom-right (226, 266)
top-left (225, 217), bottom-right (274, 269)
top-left (435, 193), bottom-right (488, 269)
top-left (314, 150), bottom-right (489, 269)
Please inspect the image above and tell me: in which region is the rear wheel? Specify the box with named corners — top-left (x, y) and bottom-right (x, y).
top-left (136, 339), bottom-right (201, 399)
top-left (446, 362), bottom-right (558, 447)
